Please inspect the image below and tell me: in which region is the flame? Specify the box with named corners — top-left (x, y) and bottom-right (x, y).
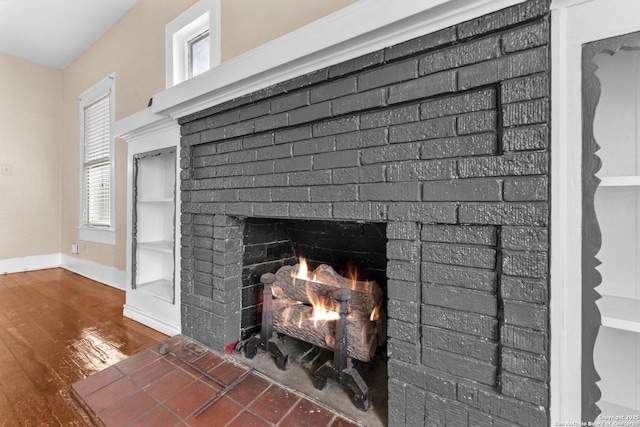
top-left (292, 257), bottom-right (320, 282)
top-left (370, 303), bottom-right (381, 322)
top-left (289, 257), bottom-right (360, 328)
top-left (306, 283), bottom-right (339, 327)
top-left (346, 264), bottom-right (358, 281)
top-left (293, 257), bottom-right (309, 280)
top-left (345, 264), bottom-right (358, 290)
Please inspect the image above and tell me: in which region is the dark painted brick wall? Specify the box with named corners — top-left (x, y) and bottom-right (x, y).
top-left (240, 218), bottom-right (296, 339)
top-left (179, 0), bottom-right (551, 425)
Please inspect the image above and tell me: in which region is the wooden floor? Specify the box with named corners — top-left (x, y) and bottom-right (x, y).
top-left (0, 268), bottom-right (167, 426)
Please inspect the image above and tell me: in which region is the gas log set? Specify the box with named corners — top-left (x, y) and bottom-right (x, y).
top-left (245, 258), bottom-right (386, 410)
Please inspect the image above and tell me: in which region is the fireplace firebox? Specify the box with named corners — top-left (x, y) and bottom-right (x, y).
top-left (240, 218), bottom-right (388, 411)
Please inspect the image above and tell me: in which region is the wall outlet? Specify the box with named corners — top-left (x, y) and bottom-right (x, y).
top-left (71, 244), bottom-right (79, 254)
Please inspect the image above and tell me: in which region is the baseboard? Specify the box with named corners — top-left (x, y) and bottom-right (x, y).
top-left (123, 304), bottom-right (181, 336)
top-left (60, 254), bottom-right (126, 290)
top-left (0, 253), bottom-right (126, 291)
top-left (0, 253), bottom-right (62, 274)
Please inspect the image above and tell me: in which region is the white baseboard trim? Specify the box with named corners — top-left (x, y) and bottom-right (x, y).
top-left (60, 254), bottom-right (126, 290)
top-left (123, 304), bottom-right (180, 336)
top-left (0, 253), bottom-right (126, 292)
top-left (0, 253), bottom-right (62, 274)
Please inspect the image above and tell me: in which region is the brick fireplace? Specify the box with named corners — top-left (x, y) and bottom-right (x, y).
top-left (177, 0), bottom-right (550, 424)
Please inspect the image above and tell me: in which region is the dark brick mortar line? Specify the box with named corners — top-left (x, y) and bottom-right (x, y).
top-left (495, 226), bottom-right (505, 393)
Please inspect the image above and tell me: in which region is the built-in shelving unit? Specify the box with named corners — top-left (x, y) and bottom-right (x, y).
top-left (133, 148), bottom-right (176, 305)
top-left (593, 47), bottom-right (640, 418)
top-left (115, 108), bottom-right (181, 336)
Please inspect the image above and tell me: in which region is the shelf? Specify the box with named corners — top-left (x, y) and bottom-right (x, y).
top-left (597, 400), bottom-right (640, 417)
top-left (138, 240), bottom-right (173, 254)
top-left (137, 198), bottom-right (173, 203)
top-left (598, 295), bottom-right (640, 333)
top-left (598, 176), bottom-right (640, 188)
top-left (135, 279), bottom-right (174, 303)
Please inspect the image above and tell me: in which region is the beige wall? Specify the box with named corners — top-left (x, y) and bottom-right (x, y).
top-left (220, 0), bottom-right (358, 62)
top-left (0, 53), bottom-right (62, 259)
top-left (61, 0), bottom-right (198, 271)
top-left (3, 0), bottom-right (356, 271)
top-left (59, 0), bottom-right (358, 272)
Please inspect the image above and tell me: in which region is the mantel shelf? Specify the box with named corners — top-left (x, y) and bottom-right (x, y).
top-left (598, 294), bottom-right (640, 333)
top-left (598, 176), bottom-right (640, 188)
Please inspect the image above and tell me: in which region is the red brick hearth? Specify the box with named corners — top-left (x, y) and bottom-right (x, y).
top-left (71, 336), bottom-right (364, 426)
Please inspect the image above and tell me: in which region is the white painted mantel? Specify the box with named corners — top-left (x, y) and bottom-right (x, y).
top-left (148, 0), bottom-right (527, 120)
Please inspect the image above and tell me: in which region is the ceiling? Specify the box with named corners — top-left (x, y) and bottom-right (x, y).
top-left (0, 0), bottom-right (139, 70)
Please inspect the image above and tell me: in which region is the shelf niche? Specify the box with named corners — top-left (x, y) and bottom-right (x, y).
top-left (132, 147), bottom-right (177, 305)
top-left (588, 35), bottom-right (640, 419)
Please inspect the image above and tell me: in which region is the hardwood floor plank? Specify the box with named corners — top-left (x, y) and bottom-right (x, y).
top-left (0, 382), bottom-right (21, 426)
top-left (0, 268), bottom-right (167, 425)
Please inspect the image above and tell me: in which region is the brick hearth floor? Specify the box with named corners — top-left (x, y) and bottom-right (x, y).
top-left (71, 335), bottom-right (362, 427)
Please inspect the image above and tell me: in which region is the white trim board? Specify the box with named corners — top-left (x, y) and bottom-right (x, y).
top-left (152, 0), bottom-right (526, 119)
top-left (550, 0), bottom-right (640, 423)
top-left (113, 107), bottom-right (179, 142)
top-left (123, 304), bottom-right (180, 337)
top-left (60, 254), bottom-right (126, 290)
top-left (0, 253), bottom-right (125, 291)
top-left (0, 253), bottom-right (62, 274)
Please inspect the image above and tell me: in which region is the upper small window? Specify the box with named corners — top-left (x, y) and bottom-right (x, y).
top-left (166, 0), bottom-right (220, 88)
top-left (188, 29), bottom-right (210, 78)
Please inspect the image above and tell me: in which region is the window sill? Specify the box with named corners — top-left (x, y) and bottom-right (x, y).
top-left (79, 227), bottom-right (115, 245)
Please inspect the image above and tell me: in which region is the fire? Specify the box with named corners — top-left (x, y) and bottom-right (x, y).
top-left (293, 257), bottom-right (309, 280)
top-left (306, 283), bottom-right (339, 327)
top-left (272, 260), bottom-right (383, 362)
top-left (346, 264), bottom-right (358, 290)
top-left (292, 257), bottom-right (318, 282)
top-left (370, 303), bottom-right (381, 321)
top-left (288, 257), bottom-right (342, 327)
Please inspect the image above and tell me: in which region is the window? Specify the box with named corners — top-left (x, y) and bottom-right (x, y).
top-left (78, 75), bottom-right (115, 245)
top-left (188, 29), bottom-right (210, 78)
top-left (166, 0), bottom-right (220, 87)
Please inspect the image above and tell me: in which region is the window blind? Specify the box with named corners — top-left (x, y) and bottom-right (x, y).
top-left (82, 94), bottom-right (111, 227)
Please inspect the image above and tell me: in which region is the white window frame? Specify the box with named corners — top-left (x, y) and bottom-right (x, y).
top-left (78, 74), bottom-right (116, 245)
top-left (165, 0), bottom-right (220, 88)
